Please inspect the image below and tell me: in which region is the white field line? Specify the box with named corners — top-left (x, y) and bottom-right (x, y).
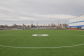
top-left (32, 34), bottom-right (48, 37)
top-left (0, 44), bottom-right (84, 49)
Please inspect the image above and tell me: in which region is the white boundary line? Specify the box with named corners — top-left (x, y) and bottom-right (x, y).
top-left (0, 44), bottom-right (84, 48)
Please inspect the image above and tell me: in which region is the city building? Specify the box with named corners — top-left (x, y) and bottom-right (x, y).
top-left (68, 15), bottom-right (84, 30)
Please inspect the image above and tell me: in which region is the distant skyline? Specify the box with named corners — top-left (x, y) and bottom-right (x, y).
top-left (0, 0), bottom-right (84, 24)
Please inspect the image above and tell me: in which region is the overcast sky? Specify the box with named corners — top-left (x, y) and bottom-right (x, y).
top-left (0, 0), bottom-right (84, 25)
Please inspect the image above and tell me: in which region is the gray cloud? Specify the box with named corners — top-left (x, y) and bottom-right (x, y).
top-left (0, 0), bottom-right (84, 24)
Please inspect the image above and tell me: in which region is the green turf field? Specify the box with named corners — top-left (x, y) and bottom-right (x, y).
top-left (0, 30), bottom-right (84, 56)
